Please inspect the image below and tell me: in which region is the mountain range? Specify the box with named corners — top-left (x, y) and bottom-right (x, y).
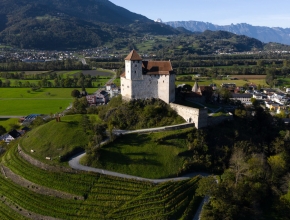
top-left (0, 0), bottom-right (289, 51)
top-left (0, 0), bottom-right (180, 49)
top-left (165, 21), bottom-right (290, 45)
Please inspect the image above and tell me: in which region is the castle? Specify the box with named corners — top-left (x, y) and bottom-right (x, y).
top-left (120, 50), bottom-right (175, 104)
top-left (120, 50), bottom-right (210, 129)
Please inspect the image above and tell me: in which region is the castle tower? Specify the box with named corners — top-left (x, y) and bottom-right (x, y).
top-left (192, 81), bottom-right (201, 94)
top-left (124, 50), bottom-right (143, 80)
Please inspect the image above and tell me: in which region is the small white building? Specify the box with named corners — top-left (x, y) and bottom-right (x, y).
top-left (0, 134), bottom-right (15, 143)
top-left (253, 93), bottom-right (263, 100)
top-left (230, 93), bottom-right (253, 105)
top-left (106, 83), bottom-right (117, 91)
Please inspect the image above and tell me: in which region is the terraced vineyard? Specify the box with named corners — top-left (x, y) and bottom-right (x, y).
top-left (0, 143), bottom-right (202, 219)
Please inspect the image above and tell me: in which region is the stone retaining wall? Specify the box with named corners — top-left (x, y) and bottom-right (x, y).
top-left (17, 145), bottom-right (76, 173)
top-left (1, 165), bottom-right (83, 200)
top-left (170, 103), bottom-right (208, 129)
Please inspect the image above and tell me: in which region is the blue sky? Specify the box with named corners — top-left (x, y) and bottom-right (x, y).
top-left (110, 0), bottom-right (290, 28)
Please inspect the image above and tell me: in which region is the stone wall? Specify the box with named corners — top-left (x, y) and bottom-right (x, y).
top-left (170, 103), bottom-right (208, 129)
top-left (121, 74), bottom-right (175, 104)
top-left (17, 144), bottom-right (75, 173)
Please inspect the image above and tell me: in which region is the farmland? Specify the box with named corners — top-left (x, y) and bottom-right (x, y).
top-left (0, 141), bottom-right (202, 219)
top-left (0, 69), bottom-right (114, 116)
top-left (176, 74), bottom-right (267, 87)
top-left (0, 88), bottom-right (97, 115)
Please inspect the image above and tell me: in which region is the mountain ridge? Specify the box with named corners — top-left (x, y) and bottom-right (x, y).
top-left (165, 21), bottom-right (290, 45)
top-left (0, 0), bottom-right (180, 49)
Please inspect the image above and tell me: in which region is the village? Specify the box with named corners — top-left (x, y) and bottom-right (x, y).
top-left (2, 50), bottom-right (290, 144)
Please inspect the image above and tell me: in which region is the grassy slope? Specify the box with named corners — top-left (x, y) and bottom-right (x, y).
top-left (81, 128), bottom-right (193, 179)
top-left (20, 115), bottom-right (93, 164)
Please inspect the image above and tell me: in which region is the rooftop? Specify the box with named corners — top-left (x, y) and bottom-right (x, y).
top-left (125, 50), bottom-right (142, 61)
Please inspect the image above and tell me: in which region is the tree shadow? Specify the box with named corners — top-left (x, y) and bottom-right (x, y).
top-left (100, 150), bottom-right (161, 167)
top-left (178, 150), bottom-right (193, 157)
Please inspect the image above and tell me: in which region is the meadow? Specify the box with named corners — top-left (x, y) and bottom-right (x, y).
top-left (176, 77), bottom-right (267, 87)
top-left (0, 118), bottom-right (19, 131)
top-left (0, 88), bottom-right (97, 115)
top-left (81, 128), bottom-right (193, 179)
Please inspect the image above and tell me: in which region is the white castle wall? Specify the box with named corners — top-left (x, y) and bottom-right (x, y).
top-left (121, 74), bottom-right (175, 104)
top-left (121, 77), bottom-right (132, 100)
top-left (170, 103), bottom-right (208, 129)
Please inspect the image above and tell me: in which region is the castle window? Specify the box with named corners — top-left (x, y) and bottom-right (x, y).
top-left (135, 71), bottom-right (136, 74)
top-left (163, 81), bottom-right (164, 83)
top-left (135, 64), bottom-right (137, 67)
top-left (127, 86), bottom-right (129, 88)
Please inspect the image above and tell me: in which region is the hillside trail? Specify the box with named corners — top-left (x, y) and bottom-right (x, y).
top-left (68, 125), bottom-right (209, 183)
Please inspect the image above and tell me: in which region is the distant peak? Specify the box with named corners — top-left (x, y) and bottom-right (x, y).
top-left (155, 18), bottom-right (163, 23)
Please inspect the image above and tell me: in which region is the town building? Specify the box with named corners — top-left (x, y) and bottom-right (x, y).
top-left (96, 91), bottom-right (109, 104)
top-left (120, 50), bottom-right (175, 104)
top-left (86, 95), bottom-right (97, 105)
top-left (230, 93), bottom-right (253, 105)
top-left (86, 91), bottom-right (109, 105)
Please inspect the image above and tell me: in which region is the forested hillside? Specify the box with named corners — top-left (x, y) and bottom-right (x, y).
top-left (0, 0), bottom-right (179, 49)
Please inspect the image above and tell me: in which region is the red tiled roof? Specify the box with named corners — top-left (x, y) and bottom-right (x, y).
top-left (120, 60), bottom-right (174, 78)
top-left (142, 61), bottom-right (174, 75)
top-left (120, 72), bottom-right (125, 78)
top-left (125, 50), bottom-right (142, 61)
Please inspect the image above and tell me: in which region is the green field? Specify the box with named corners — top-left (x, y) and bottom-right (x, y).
top-left (81, 128), bottom-right (193, 179)
top-left (0, 118), bottom-right (20, 131)
top-left (0, 88), bottom-right (97, 115)
top-left (176, 78), bottom-right (267, 87)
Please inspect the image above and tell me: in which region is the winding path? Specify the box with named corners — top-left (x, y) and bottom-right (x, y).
top-left (68, 124), bottom-right (207, 183)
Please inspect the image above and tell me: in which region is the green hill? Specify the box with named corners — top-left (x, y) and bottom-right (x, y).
top-left (81, 128), bottom-right (194, 179)
top-left (20, 114), bottom-right (95, 164)
top-left (0, 0), bottom-right (179, 49)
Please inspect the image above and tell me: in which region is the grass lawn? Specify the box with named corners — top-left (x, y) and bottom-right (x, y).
top-left (20, 114), bottom-right (97, 165)
top-left (0, 118), bottom-right (20, 131)
top-left (114, 78), bottom-right (120, 86)
top-left (0, 88), bottom-right (98, 115)
top-left (81, 128), bottom-right (193, 179)
top-left (0, 99), bottom-right (72, 115)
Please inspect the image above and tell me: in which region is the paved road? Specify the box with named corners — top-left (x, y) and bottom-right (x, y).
top-left (113, 122), bottom-right (194, 135)
top-left (68, 128), bottom-right (208, 183)
top-left (69, 152), bottom-right (208, 183)
top-left (0, 116), bottom-right (24, 118)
